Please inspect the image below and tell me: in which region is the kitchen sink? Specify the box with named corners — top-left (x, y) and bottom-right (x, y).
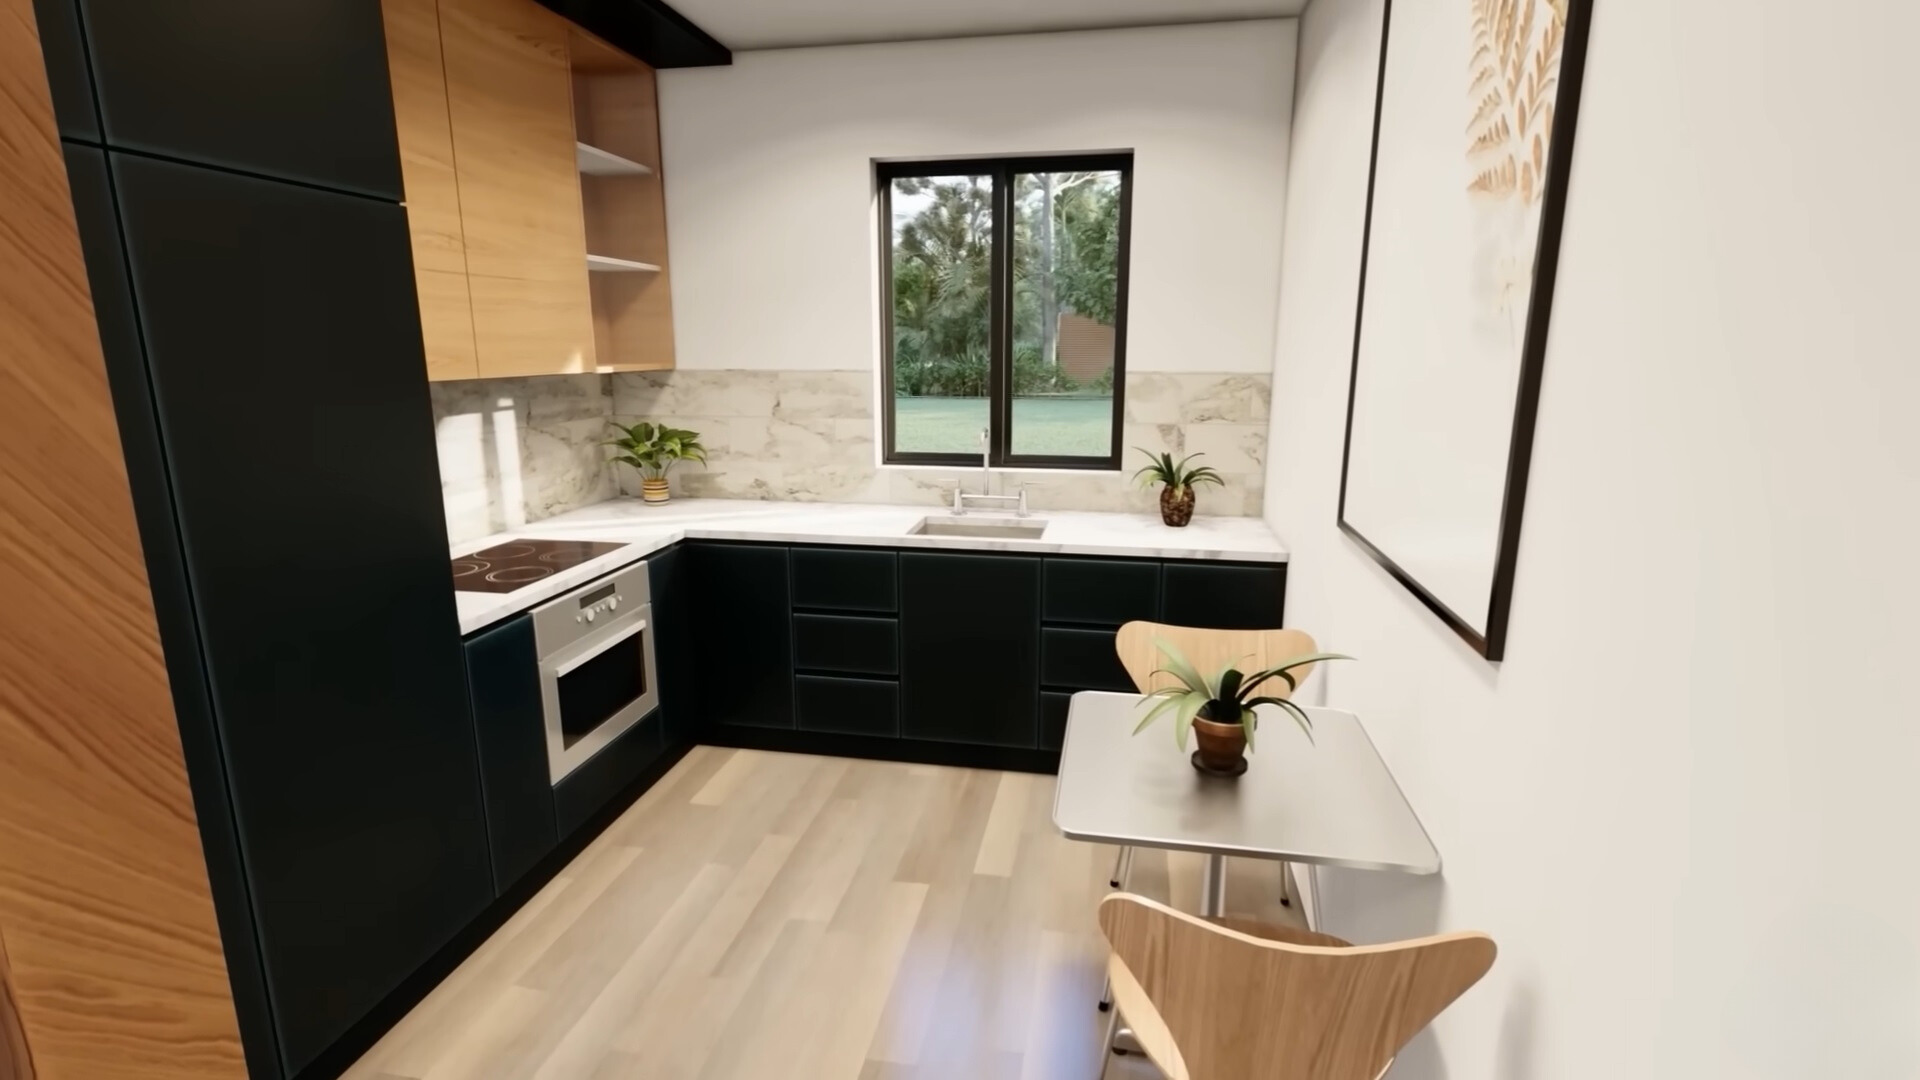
top-left (909, 515), bottom-right (1050, 540)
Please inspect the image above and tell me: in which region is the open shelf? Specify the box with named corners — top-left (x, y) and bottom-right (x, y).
top-left (586, 254), bottom-right (661, 273)
top-left (575, 141), bottom-right (652, 177)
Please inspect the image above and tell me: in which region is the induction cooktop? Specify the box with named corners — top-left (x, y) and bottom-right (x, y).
top-left (451, 539), bottom-right (626, 593)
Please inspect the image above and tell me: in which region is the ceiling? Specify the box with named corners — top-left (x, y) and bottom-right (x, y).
top-left (665, 0), bottom-right (1308, 51)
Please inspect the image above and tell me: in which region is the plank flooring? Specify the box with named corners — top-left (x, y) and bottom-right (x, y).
top-left (345, 748), bottom-right (1304, 1080)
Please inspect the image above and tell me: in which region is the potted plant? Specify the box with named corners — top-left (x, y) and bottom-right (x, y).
top-left (1133, 449), bottom-right (1224, 527)
top-left (604, 421), bottom-right (708, 505)
top-left (1134, 638), bottom-right (1352, 777)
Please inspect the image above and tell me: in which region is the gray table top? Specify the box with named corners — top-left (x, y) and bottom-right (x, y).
top-left (1051, 692), bottom-right (1441, 874)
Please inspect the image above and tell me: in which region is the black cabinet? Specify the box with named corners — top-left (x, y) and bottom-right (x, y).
top-left (30, 0), bottom-right (97, 140)
top-left (1041, 628), bottom-right (1134, 693)
top-left (690, 543), bottom-right (793, 729)
top-left (900, 552), bottom-right (1040, 748)
top-left (1040, 691), bottom-right (1075, 752)
top-left (793, 613), bottom-right (899, 677)
top-left (465, 616), bottom-right (558, 896)
top-left (1161, 563), bottom-right (1289, 630)
top-left (75, 0), bottom-right (405, 198)
top-left (791, 547), bottom-right (897, 613)
top-left (1043, 558), bottom-right (1160, 627)
top-left (796, 675), bottom-right (899, 737)
top-left (553, 709), bottom-right (664, 839)
top-left (649, 547), bottom-right (693, 745)
top-left (109, 152), bottom-right (489, 1076)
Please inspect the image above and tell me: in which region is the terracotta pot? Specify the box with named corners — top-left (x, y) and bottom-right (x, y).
top-left (1160, 485), bottom-right (1195, 527)
top-left (1190, 712), bottom-right (1248, 778)
top-left (640, 477), bottom-right (671, 504)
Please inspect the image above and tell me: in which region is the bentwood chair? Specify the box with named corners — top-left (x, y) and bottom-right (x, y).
top-left (1108, 622), bottom-right (1323, 905)
top-left (1096, 893), bottom-right (1496, 1080)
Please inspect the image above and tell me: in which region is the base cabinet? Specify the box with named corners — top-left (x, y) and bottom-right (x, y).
top-left (900, 552), bottom-right (1041, 748)
top-left (464, 615), bottom-right (558, 895)
top-left (690, 543), bottom-right (793, 729)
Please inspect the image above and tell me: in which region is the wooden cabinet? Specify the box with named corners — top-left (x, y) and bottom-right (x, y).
top-left (382, 0), bottom-right (480, 379)
top-left (441, 0), bottom-right (596, 377)
top-left (380, 0), bottom-right (678, 381)
top-left (900, 552), bottom-right (1041, 748)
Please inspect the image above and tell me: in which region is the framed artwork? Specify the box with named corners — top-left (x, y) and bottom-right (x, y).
top-left (1338, 0), bottom-right (1594, 661)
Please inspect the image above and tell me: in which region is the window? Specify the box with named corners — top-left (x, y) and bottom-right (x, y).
top-left (879, 154), bottom-right (1133, 469)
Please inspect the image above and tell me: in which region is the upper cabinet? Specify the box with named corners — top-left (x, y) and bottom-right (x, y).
top-left (382, 0), bottom-right (481, 379)
top-left (77, 0), bottom-right (405, 198)
top-left (382, 0), bottom-right (677, 381)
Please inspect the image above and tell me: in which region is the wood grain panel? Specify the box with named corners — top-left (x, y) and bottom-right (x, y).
top-left (441, 0), bottom-right (595, 377)
top-left (0, 934), bottom-right (30, 1080)
top-left (0, 3), bottom-right (246, 1078)
top-left (381, 0), bottom-right (479, 380)
top-left (571, 36), bottom-right (675, 372)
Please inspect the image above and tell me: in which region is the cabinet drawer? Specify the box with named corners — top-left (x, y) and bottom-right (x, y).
top-left (1041, 627), bottom-right (1136, 692)
top-left (791, 547), bottom-right (897, 613)
top-left (793, 613), bottom-right (898, 676)
top-left (1040, 691), bottom-right (1074, 752)
top-left (1161, 562), bottom-right (1288, 630)
top-left (796, 674), bottom-right (899, 737)
top-left (1043, 558), bottom-right (1160, 627)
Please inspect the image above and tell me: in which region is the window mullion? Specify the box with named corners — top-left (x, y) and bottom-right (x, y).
top-left (988, 163), bottom-right (1012, 469)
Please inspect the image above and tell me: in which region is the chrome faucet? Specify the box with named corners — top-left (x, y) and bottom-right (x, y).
top-left (940, 427), bottom-right (1029, 517)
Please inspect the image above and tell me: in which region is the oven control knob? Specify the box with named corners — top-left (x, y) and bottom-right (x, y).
top-left (585, 609), bottom-right (596, 622)
top-left (608, 597), bottom-right (619, 611)
top-left (575, 615), bottom-right (583, 624)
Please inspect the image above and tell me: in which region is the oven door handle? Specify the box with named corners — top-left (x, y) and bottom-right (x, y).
top-left (547, 616), bottom-right (648, 678)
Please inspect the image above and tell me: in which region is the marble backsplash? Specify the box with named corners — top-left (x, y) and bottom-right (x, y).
top-left (609, 370), bottom-right (1270, 517)
top-left (430, 374), bottom-right (617, 544)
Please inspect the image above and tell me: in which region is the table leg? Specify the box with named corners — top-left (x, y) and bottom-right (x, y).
top-left (1200, 853), bottom-right (1228, 917)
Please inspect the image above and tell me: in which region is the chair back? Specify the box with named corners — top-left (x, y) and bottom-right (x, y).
top-left (1116, 622), bottom-right (1320, 698)
top-left (1097, 893), bottom-right (1496, 1080)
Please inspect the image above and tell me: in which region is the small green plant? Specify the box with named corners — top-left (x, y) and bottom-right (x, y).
top-left (1132, 449), bottom-right (1225, 496)
top-left (1134, 637), bottom-right (1353, 751)
top-left (604, 421), bottom-right (708, 479)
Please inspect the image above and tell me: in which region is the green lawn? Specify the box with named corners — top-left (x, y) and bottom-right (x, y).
top-left (894, 396), bottom-right (1114, 457)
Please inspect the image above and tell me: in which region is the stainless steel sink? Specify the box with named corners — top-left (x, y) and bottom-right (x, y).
top-left (909, 515), bottom-right (1049, 540)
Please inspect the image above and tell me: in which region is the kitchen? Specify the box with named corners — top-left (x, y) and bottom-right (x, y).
top-left (5, 0), bottom-right (1296, 1076)
top-left (10, 0), bottom-right (1910, 1078)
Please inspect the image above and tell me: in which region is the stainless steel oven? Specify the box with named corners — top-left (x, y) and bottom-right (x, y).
top-left (531, 561), bottom-right (658, 784)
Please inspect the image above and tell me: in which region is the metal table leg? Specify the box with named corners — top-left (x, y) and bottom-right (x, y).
top-left (1200, 853), bottom-right (1228, 917)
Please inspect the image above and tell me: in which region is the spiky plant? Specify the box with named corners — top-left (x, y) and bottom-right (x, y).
top-left (1131, 450), bottom-right (1224, 497)
top-left (604, 421), bottom-right (708, 479)
top-left (1133, 637), bottom-right (1353, 752)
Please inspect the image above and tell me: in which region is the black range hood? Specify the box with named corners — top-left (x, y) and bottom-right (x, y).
top-left (536, 0), bottom-right (732, 67)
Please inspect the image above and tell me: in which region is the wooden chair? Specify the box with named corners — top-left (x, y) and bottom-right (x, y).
top-left (1107, 622), bottom-right (1322, 900)
top-left (1097, 893), bottom-right (1496, 1080)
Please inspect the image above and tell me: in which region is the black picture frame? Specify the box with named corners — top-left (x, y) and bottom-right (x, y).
top-left (876, 153), bottom-right (1134, 471)
top-left (1336, 0), bottom-right (1595, 662)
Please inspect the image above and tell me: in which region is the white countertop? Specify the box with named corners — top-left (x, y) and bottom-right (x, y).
top-left (452, 498), bottom-right (1289, 635)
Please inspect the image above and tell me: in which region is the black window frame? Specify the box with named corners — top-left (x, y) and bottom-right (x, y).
top-left (877, 152), bottom-right (1135, 470)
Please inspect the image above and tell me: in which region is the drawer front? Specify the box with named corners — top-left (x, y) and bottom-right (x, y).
top-left (791, 547), bottom-right (898, 613)
top-left (1040, 691), bottom-right (1074, 752)
top-left (1043, 558), bottom-right (1160, 627)
top-left (796, 674), bottom-right (899, 737)
top-left (793, 613), bottom-right (899, 676)
top-left (1160, 562), bottom-right (1288, 630)
top-left (1041, 627), bottom-right (1135, 692)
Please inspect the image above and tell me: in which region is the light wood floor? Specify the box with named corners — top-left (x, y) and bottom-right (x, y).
top-left (344, 747), bottom-right (1304, 1080)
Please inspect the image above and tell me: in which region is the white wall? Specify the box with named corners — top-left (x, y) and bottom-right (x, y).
top-left (1267, 0), bottom-right (1920, 1076)
top-left (657, 21), bottom-right (1296, 374)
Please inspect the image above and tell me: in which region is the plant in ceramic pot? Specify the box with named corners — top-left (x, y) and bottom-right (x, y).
top-left (1133, 638), bottom-right (1353, 777)
top-left (604, 421), bottom-right (707, 505)
top-left (1133, 450), bottom-right (1224, 527)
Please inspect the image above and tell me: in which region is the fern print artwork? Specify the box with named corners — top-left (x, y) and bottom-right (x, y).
top-left (1466, 0), bottom-right (1569, 340)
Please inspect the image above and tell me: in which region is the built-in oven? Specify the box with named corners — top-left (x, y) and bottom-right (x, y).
top-left (531, 561), bottom-right (658, 784)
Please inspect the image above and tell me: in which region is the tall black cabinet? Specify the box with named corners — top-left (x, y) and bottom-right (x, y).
top-left (38, 3), bottom-right (492, 1077)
